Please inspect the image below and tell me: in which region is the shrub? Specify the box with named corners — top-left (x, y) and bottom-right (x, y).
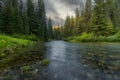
top-left (0, 34), bottom-right (35, 58)
top-left (114, 31), bottom-right (120, 38)
top-left (12, 34), bottom-right (39, 41)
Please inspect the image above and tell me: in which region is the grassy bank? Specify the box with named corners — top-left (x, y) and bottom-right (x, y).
top-left (0, 34), bottom-right (40, 69)
top-left (0, 43), bottom-right (46, 70)
top-left (65, 32), bottom-right (120, 42)
top-left (0, 34), bottom-right (35, 57)
top-left (0, 34), bottom-right (49, 71)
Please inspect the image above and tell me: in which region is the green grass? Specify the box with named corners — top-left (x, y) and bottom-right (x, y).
top-left (0, 34), bottom-right (35, 59)
top-left (0, 34), bottom-right (35, 49)
top-left (12, 34), bottom-right (40, 41)
top-left (0, 34), bottom-right (46, 70)
top-left (65, 32), bottom-right (120, 42)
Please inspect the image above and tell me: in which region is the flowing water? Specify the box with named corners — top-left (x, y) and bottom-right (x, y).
top-left (0, 41), bottom-right (120, 80)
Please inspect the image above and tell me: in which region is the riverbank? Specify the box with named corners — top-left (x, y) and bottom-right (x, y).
top-left (65, 32), bottom-right (120, 42)
top-left (0, 34), bottom-right (35, 59)
top-left (0, 34), bottom-right (47, 70)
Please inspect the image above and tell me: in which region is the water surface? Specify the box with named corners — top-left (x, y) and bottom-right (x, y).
top-left (42, 41), bottom-right (120, 80)
top-left (0, 41), bottom-right (120, 80)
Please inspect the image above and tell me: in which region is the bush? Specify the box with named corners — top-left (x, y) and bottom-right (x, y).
top-left (12, 34), bottom-right (39, 41)
top-left (67, 32), bottom-right (96, 42)
top-left (66, 31), bottom-right (120, 42)
top-left (0, 34), bottom-right (35, 58)
top-left (114, 31), bottom-right (120, 38)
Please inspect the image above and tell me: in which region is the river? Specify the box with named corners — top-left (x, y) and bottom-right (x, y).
top-left (0, 41), bottom-right (120, 80)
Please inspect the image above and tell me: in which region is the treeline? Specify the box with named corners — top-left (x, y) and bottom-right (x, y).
top-left (62, 0), bottom-right (120, 38)
top-left (0, 0), bottom-right (54, 41)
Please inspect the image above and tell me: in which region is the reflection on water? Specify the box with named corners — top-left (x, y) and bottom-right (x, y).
top-left (81, 46), bottom-right (120, 74)
top-left (0, 41), bottom-right (120, 80)
top-left (47, 41), bottom-right (67, 62)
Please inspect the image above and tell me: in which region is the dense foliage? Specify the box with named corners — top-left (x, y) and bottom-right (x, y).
top-left (0, 0), bottom-right (54, 41)
top-left (62, 0), bottom-right (120, 42)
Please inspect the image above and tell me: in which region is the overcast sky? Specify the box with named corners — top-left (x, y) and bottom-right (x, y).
top-left (43, 0), bottom-right (85, 25)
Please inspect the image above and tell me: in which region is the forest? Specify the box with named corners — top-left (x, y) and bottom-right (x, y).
top-left (0, 0), bottom-right (120, 43)
top-left (0, 0), bottom-right (120, 80)
top-left (62, 0), bottom-right (120, 42)
top-left (0, 0), bottom-right (55, 41)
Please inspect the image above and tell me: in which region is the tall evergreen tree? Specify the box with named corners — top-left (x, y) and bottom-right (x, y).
top-left (63, 15), bottom-right (71, 37)
top-left (27, 0), bottom-right (34, 34)
top-left (37, 0), bottom-right (48, 41)
top-left (0, 1), bottom-right (2, 11)
top-left (90, 0), bottom-right (110, 36)
top-left (12, 0), bottom-right (23, 33)
top-left (1, 0), bottom-right (14, 34)
top-left (0, 1), bottom-right (3, 31)
top-left (113, 0), bottom-right (120, 29)
top-left (23, 11), bottom-right (29, 34)
top-left (48, 18), bottom-right (54, 39)
top-left (75, 8), bottom-right (80, 34)
top-left (19, 0), bottom-right (24, 17)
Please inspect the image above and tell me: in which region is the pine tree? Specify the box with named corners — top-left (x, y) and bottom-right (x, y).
top-left (37, 0), bottom-right (48, 41)
top-left (90, 0), bottom-right (109, 36)
top-left (85, 0), bottom-right (92, 13)
top-left (70, 16), bottom-right (76, 35)
top-left (63, 15), bottom-right (71, 37)
top-left (48, 18), bottom-right (54, 39)
top-left (75, 8), bottom-right (80, 34)
top-left (27, 0), bottom-right (34, 34)
top-left (0, 1), bottom-right (2, 11)
top-left (54, 25), bottom-right (62, 40)
top-left (77, 0), bottom-right (92, 34)
top-left (105, 0), bottom-right (114, 20)
top-left (1, 0), bottom-right (14, 34)
top-left (12, 0), bottom-right (23, 33)
top-left (0, 1), bottom-right (3, 31)
top-left (113, 0), bottom-right (120, 29)
top-left (23, 11), bottom-right (30, 34)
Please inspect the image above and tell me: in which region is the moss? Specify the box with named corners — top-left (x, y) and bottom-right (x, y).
top-left (41, 59), bottom-right (50, 66)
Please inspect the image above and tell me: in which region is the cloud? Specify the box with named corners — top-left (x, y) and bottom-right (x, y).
top-left (44, 0), bottom-right (85, 25)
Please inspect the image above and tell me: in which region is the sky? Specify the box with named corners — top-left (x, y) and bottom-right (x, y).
top-left (43, 0), bottom-right (85, 25)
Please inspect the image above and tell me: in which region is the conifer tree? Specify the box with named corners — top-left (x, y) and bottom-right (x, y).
top-left (90, 0), bottom-right (109, 36)
top-left (37, 0), bottom-right (48, 41)
top-left (23, 11), bottom-right (30, 34)
top-left (1, 0), bottom-right (14, 34)
top-left (12, 0), bottom-right (22, 33)
top-left (113, 0), bottom-right (120, 28)
top-left (27, 0), bottom-right (34, 34)
top-left (48, 18), bottom-right (54, 39)
top-left (63, 15), bottom-right (71, 37)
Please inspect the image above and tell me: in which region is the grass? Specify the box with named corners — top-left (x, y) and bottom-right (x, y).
top-left (0, 34), bottom-right (35, 60)
top-left (0, 34), bottom-right (35, 49)
top-left (0, 35), bottom-right (45, 70)
top-left (65, 32), bottom-right (120, 42)
top-left (12, 34), bottom-right (40, 41)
